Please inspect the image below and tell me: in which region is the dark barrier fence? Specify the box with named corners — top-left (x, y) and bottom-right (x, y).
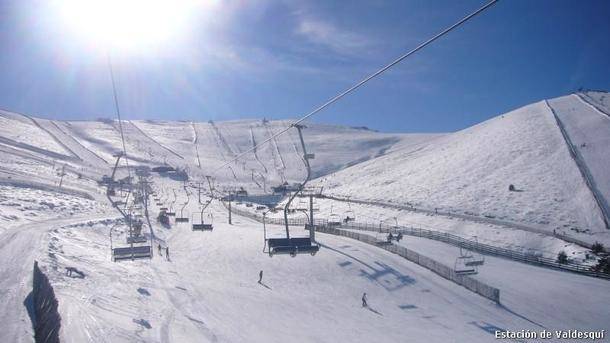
top-left (225, 202), bottom-right (610, 280)
top-left (32, 261), bottom-right (61, 343)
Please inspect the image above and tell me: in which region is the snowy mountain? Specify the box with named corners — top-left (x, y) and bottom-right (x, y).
top-left (311, 93), bottom-right (610, 249)
top-left (1, 92), bottom-right (609, 342)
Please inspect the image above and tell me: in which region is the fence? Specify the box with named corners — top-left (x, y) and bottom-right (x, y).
top-left (32, 261), bottom-right (61, 343)
top-left (316, 226), bottom-right (500, 303)
top-left (224, 202), bottom-right (500, 302)
top-left (318, 193), bottom-right (602, 250)
top-left (225, 202), bottom-right (610, 280)
top-left (339, 221), bottom-right (610, 280)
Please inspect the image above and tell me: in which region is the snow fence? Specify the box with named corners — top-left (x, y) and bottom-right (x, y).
top-left (315, 226), bottom-right (501, 303)
top-left (32, 261), bottom-right (61, 343)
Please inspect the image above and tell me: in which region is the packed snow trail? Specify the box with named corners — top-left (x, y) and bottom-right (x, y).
top-left (0, 212), bottom-right (118, 343)
top-left (209, 121), bottom-right (237, 159)
top-left (249, 125), bottom-right (268, 174)
top-left (38, 119), bottom-right (110, 166)
top-left (262, 121), bottom-right (287, 182)
top-left (127, 121), bottom-right (185, 160)
top-left (207, 121), bottom-right (238, 180)
top-left (0, 133), bottom-right (73, 161)
top-left (191, 122), bottom-right (202, 168)
top-left (19, 114), bottom-right (80, 161)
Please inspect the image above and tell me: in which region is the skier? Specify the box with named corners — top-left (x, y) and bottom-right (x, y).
top-left (362, 293), bottom-right (368, 307)
top-left (258, 270), bottom-right (263, 284)
top-left (165, 246), bottom-right (170, 261)
top-left (158, 244), bottom-right (162, 255)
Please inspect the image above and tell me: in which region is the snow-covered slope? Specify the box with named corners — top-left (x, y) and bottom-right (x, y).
top-left (1, 92), bottom-right (609, 342)
top-left (313, 93), bottom-right (610, 247)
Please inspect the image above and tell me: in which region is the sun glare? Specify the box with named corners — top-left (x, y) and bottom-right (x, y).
top-left (58, 0), bottom-right (202, 52)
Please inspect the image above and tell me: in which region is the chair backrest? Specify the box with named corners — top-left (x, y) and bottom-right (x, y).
top-left (113, 245), bottom-right (151, 255)
top-left (291, 237), bottom-right (313, 246)
top-left (267, 238), bottom-right (291, 248)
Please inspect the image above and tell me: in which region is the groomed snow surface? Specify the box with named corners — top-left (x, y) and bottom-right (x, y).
top-left (0, 92), bottom-right (609, 342)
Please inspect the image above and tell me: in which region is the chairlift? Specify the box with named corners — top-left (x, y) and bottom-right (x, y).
top-left (386, 229), bottom-right (403, 243)
top-left (464, 237), bottom-right (485, 266)
top-left (374, 230), bottom-right (393, 246)
top-left (166, 189), bottom-right (177, 216)
top-left (328, 213), bottom-right (342, 227)
top-left (263, 124), bottom-right (320, 257)
top-left (192, 181), bottom-right (214, 230)
top-left (157, 210), bottom-right (170, 226)
top-left (344, 198), bottom-right (356, 223)
top-left (192, 204), bottom-right (214, 231)
top-left (296, 197), bottom-right (308, 211)
top-left (111, 207), bottom-right (152, 262)
top-left (176, 185), bottom-right (191, 223)
top-left (454, 246), bottom-right (477, 275)
top-left (343, 211), bottom-right (356, 224)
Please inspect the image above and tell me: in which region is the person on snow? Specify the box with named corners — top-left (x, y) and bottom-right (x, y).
top-left (165, 246), bottom-right (170, 261)
top-left (362, 292), bottom-right (368, 307)
top-left (258, 270), bottom-right (263, 284)
top-left (158, 244), bottom-right (162, 255)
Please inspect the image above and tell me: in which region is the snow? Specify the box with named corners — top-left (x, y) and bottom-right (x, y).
top-left (312, 97), bottom-right (609, 247)
top-left (36, 201), bottom-right (544, 342)
top-left (0, 109), bottom-right (70, 157)
top-left (0, 92), bottom-right (609, 342)
top-left (548, 94), bottom-right (610, 228)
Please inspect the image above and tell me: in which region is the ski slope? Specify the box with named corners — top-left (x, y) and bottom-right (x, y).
top-left (0, 92), bottom-right (609, 342)
top-left (313, 93), bottom-right (610, 247)
top-left (30, 199), bottom-right (541, 342)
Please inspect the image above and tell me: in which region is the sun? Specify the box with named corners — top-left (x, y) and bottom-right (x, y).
top-left (58, 0), bottom-right (202, 52)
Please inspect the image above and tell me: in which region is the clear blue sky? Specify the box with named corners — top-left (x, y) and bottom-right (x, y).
top-left (0, 0), bottom-right (609, 133)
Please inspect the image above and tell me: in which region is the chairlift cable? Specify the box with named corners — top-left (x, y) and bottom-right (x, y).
top-left (211, 0), bottom-right (499, 177)
top-left (106, 53), bottom-right (131, 178)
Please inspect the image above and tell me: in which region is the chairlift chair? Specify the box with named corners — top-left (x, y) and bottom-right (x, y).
top-left (192, 194), bottom-right (214, 231)
top-left (464, 237), bottom-right (485, 266)
top-left (176, 187), bottom-right (191, 223)
top-left (374, 231), bottom-right (393, 246)
top-left (296, 197), bottom-right (308, 211)
top-left (344, 210), bottom-right (356, 224)
top-left (112, 208), bottom-right (152, 262)
top-left (264, 124), bottom-right (320, 257)
top-left (166, 189), bottom-right (177, 216)
top-left (328, 213), bottom-right (342, 227)
top-left (192, 211), bottom-right (213, 231)
top-left (454, 257), bottom-right (477, 275)
top-left (344, 199), bottom-right (356, 222)
top-left (385, 229), bottom-right (403, 243)
top-left (454, 246), bottom-right (477, 275)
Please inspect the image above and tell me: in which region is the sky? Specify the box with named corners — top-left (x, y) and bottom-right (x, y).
top-left (0, 0), bottom-right (609, 133)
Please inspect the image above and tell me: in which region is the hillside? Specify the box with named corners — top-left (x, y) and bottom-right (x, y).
top-left (312, 92), bottom-right (610, 248)
top-left (1, 92), bottom-right (610, 342)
